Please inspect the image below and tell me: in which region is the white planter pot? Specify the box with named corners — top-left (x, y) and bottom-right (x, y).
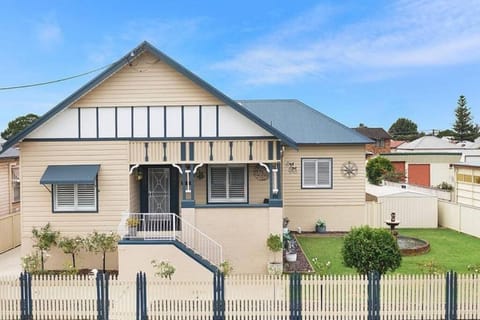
top-left (285, 253), bottom-right (297, 262)
top-left (267, 262), bottom-right (283, 275)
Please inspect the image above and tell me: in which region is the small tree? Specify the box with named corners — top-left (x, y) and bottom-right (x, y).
top-left (31, 223), bottom-right (60, 272)
top-left (1, 113), bottom-right (39, 140)
top-left (266, 233), bottom-right (283, 263)
top-left (453, 95), bottom-right (478, 142)
top-left (342, 226), bottom-right (401, 275)
top-left (58, 235), bottom-right (84, 269)
top-left (84, 231), bottom-right (120, 272)
top-left (366, 156), bottom-right (394, 185)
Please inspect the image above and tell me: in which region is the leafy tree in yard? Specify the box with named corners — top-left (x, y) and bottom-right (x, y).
top-left (342, 226), bottom-right (401, 275)
top-left (31, 223), bottom-right (60, 272)
top-left (84, 231), bottom-right (120, 272)
top-left (1, 113), bottom-right (39, 140)
top-left (58, 235), bottom-right (84, 269)
top-left (366, 156), bottom-right (394, 185)
top-left (453, 95), bottom-right (478, 142)
top-left (388, 118), bottom-right (419, 141)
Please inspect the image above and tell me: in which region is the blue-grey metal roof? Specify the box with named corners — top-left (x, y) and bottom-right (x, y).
top-left (239, 99), bottom-right (372, 144)
top-left (40, 165), bottom-right (100, 184)
top-left (0, 140), bottom-right (19, 158)
top-left (0, 41), bottom-right (297, 152)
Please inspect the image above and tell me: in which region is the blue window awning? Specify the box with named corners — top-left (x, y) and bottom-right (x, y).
top-left (40, 165), bottom-right (100, 185)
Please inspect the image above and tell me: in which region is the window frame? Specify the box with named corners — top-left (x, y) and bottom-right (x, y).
top-left (207, 165), bottom-right (248, 203)
top-left (52, 179), bottom-right (98, 213)
top-left (301, 158), bottom-right (333, 189)
top-left (11, 165), bottom-right (20, 203)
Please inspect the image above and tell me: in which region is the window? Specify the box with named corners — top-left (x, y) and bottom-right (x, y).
top-left (208, 165), bottom-right (247, 203)
top-left (53, 183), bottom-right (97, 212)
top-left (11, 166), bottom-right (20, 203)
top-left (302, 158), bottom-right (332, 188)
top-left (375, 139), bottom-right (385, 147)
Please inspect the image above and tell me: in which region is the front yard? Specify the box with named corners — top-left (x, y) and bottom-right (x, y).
top-left (297, 228), bottom-right (480, 274)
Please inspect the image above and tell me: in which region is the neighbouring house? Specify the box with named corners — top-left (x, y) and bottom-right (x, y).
top-left (0, 139), bottom-right (21, 253)
top-left (354, 127), bottom-right (391, 157)
top-left (0, 41), bottom-right (370, 279)
top-left (383, 136), bottom-right (463, 188)
top-left (452, 162), bottom-right (480, 207)
top-left (390, 140), bottom-right (406, 151)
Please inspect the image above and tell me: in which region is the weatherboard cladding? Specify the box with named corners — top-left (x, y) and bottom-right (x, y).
top-left (1, 42), bottom-right (369, 152)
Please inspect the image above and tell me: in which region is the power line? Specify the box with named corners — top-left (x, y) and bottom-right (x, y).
top-left (0, 63), bottom-right (114, 91)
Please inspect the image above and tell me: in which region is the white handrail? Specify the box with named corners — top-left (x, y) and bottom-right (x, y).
top-left (119, 212), bottom-right (223, 267)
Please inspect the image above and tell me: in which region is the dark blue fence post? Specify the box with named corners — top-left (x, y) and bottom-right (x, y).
top-left (20, 272), bottom-right (32, 320)
top-left (213, 271), bottom-right (225, 320)
top-left (445, 271), bottom-right (457, 320)
top-left (136, 272), bottom-right (148, 320)
top-left (367, 271), bottom-right (380, 320)
top-left (290, 272), bottom-right (301, 320)
top-left (96, 272), bottom-right (110, 320)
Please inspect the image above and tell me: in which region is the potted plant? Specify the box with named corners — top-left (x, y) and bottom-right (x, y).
top-left (315, 219), bottom-right (326, 233)
top-left (285, 236), bottom-right (297, 262)
top-left (126, 216), bottom-right (140, 237)
top-left (283, 217), bottom-right (290, 234)
top-left (266, 233), bottom-right (283, 275)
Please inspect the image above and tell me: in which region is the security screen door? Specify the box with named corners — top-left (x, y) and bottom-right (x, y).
top-left (148, 168), bottom-right (170, 213)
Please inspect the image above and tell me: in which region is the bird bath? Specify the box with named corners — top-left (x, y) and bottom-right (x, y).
top-left (386, 212), bottom-right (430, 256)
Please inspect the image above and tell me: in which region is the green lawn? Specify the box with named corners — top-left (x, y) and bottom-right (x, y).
top-left (297, 228), bottom-right (480, 275)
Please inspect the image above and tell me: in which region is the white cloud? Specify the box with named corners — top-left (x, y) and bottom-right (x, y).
top-left (214, 0), bottom-right (480, 84)
top-left (36, 19), bottom-right (62, 48)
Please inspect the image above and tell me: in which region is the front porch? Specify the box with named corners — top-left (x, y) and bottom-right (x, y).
top-left (120, 139), bottom-right (284, 274)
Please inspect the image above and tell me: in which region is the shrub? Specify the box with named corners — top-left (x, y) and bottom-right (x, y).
top-left (437, 182), bottom-right (454, 191)
top-left (342, 226), bottom-right (401, 275)
top-left (219, 260), bottom-right (234, 276)
top-left (21, 252), bottom-right (41, 274)
top-left (418, 260), bottom-right (445, 274)
top-left (311, 258), bottom-right (331, 276)
top-left (366, 157), bottom-right (395, 185)
top-left (151, 260), bottom-right (176, 280)
top-left (58, 235), bottom-right (84, 269)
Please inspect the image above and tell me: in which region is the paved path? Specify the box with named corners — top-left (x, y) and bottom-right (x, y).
top-left (0, 246), bottom-right (22, 277)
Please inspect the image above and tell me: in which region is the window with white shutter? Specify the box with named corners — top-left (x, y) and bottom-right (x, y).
top-left (208, 165), bottom-right (247, 203)
top-left (302, 158), bottom-right (332, 188)
top-left (53, 183), bottom-right (97, 212)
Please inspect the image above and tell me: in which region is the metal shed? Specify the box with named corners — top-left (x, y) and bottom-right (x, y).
top-left (366, 184), bottom-right (438, 228)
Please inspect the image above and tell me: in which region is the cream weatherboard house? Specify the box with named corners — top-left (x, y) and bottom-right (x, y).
top-left (1, 42), bottom-right (370, 279)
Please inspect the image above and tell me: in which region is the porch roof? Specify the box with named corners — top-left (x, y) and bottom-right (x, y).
top-left (40, 164), bottom-right (100, 184)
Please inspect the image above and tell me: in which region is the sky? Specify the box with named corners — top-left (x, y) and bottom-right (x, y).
top-left (1, 0), bottom-right (480, 134)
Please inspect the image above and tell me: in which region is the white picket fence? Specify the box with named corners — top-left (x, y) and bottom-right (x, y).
top-left (1, 273), bottom-right (480, 319)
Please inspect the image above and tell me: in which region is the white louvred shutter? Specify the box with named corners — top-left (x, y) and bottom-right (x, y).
top-left (302, 160), bottom-right (316, 187)
top-left (55, 184), bottom-right (75, 209)
top-left (228, 167), bottom-right (245, 199)
top-left (210, 167), bottom-right (227, 199)
top-left (77, 184), bottom-right (96, 208)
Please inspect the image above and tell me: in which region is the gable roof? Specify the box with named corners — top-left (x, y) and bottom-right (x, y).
top-left (0, 139), bottom-right (19, 159)
top-left (354, 127), bottom-right (391, 140)
top-left (397, 136), bottom-right (460, 151)
top-left (239, 99), bottom-right (372, 144)
top-left (1, 41), bottom-right (297, 152)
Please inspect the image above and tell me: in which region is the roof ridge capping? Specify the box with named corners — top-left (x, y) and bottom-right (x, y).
top-left (1, 41), bottom-right (297, 152)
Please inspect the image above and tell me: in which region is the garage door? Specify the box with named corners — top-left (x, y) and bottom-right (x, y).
top-left (408, 164), bottom-right (430, 187)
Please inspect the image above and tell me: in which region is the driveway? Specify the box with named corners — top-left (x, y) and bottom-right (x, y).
top-left (0, 246), bottom-right (22, 277)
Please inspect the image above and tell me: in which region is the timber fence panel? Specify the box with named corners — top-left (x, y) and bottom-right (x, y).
top-left (380, 274), bottom-right (445, 319)
top-left (146, 277), bottom-right (213, 319)
top-left (108, 278), bottom-right (136, 319)
top-left (225, 274), bottom-right (290, 320)
top-left (0, 275), bottom-right (20, 319)
top-left (302, 274), bottom-right (368, 320)
top-left (457, 274), bottom-right (480, 319)
top-left (30, 274), bottom-right (97, 319)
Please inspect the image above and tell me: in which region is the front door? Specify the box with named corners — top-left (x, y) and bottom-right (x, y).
top-left (148, 168), bottom-right (170, 213)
